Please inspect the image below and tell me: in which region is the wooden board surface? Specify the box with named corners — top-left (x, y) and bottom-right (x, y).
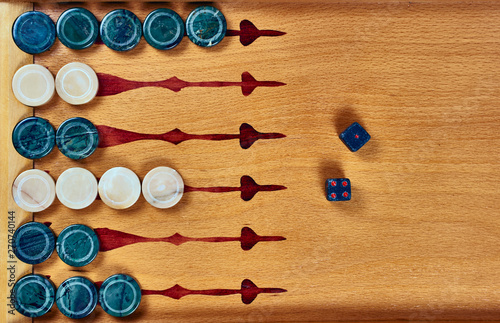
top-left (2, 1), bottom-right (500, 322)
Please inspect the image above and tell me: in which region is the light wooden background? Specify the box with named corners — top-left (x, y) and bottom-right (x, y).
top-left (2, 1), bottom-right (500, 322)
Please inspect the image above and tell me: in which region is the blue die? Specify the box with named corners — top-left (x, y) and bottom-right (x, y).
top-left (339, 122), bottom-right (370, 152)
top-left (326, 178), bottom-right (351, 201)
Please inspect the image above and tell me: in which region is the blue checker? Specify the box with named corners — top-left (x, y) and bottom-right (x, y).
top-left (143, 9), bottom-right (184, 50)
top-left (12, 222), bottom-right (56, 265)
top-left (100, 9), bottom-right (142, 51)
top-left (186, 6), bottom-right (226, 47)
top-left (12, 11), bottom-right (56, 54)
top-left (56, 8), bottom-right (99, 50)
top-left (12, 117), bottom-right (56, 159)
top-left (13, 274), bottom-right (55, 317)
top-left (56, 224), bottom-right (99, 267)
top-left (56, 117), bottom-right (99, 160)
top-left (56, 276), bottom-right (98, 319)
top-left (339, 122), bottom-right (371, 152)
top-left (326, 178), bottom-right (351, 201)
top-left (99, 274), bottom-right (141, 317)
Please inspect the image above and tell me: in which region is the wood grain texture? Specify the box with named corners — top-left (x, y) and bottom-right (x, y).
top-left (1, 1), bottom-right (500, 322)
top-left (0, 2), bottom-right (33, 323)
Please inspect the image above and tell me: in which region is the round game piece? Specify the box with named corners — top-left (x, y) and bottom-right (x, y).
top-left (56, 8), bottom-right (99, 50)
top-left (55, 117), bottom-right (99, 160)
top-left (56, 224), bottom-right (99, 267)
top-left (12, 11), bottom-right (56, 54)
top-left (98, 167), bottom-right (141, 209)
top-left (12, 222), bottom-right (55, 265)
top-left (99, 274), bottom-right (141, 317)
top-left (56, 167), bottom-right (98, 209)
top-left (56, 276), bottom-right (98, 319)
top-left (12, 169), bottom-right (56, 212)
top-left (100, 9), bottom-right (142, 51)
top-left (12, 117), bottom-right (56, 159)
top-left (12, 64), bottom-right (55, 107)
top-left (186, 6), bottom-right (227, 47)
top-left (142, 166), bottom-right (184, 208)
top-left (13, 274), bottom-right (55, 317)
top-left (143, 9), bottom-right (184, 50)
top-left (55, 62), bottom-right (99, 105)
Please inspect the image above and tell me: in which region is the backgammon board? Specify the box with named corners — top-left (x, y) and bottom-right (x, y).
top-left (2, 1), bottom-right (500, 322)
